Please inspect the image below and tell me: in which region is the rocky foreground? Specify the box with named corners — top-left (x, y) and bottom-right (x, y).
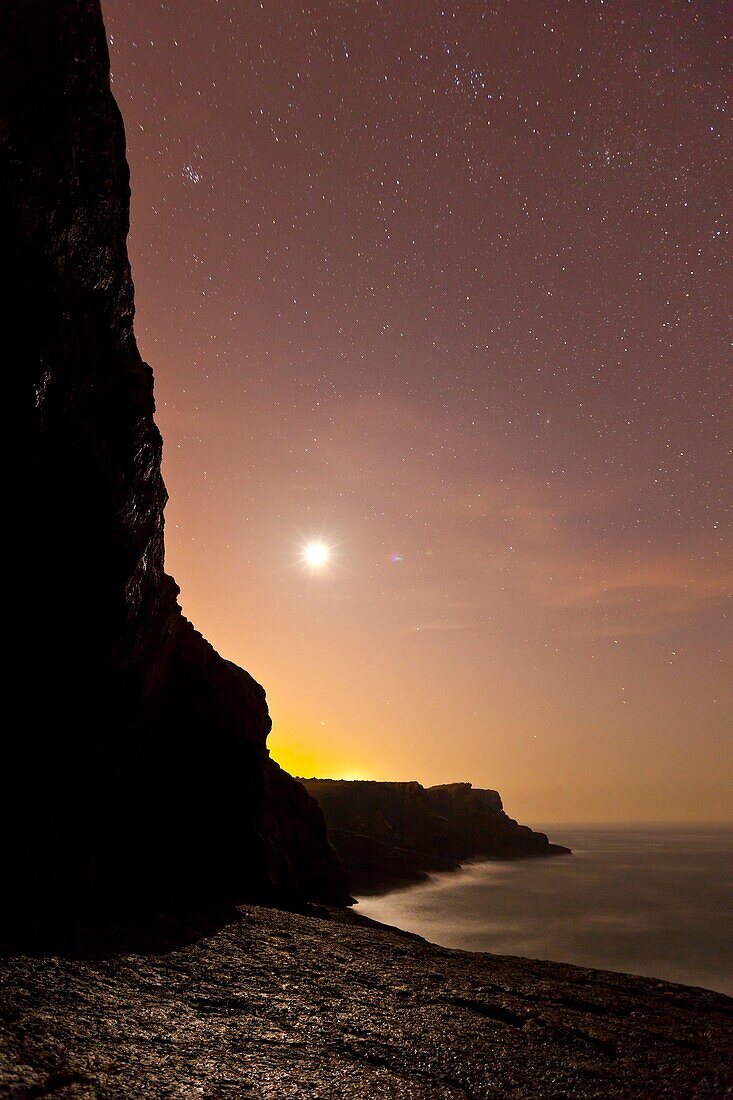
top-left (1, 905), bottom-right (731, 1099)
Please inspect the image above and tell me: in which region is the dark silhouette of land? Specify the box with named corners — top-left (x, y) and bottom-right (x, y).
top-left (2, 0), bottom-right (348, 931)
top-left (302, 779), bottom-right (570, 894)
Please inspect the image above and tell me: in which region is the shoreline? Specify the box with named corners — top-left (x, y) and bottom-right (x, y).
top-left (301, 779), bottom-right (572, 896)
top-left (352, 848), bottom-right (571, 899)
top-left (354, 824), bottom-right (733, 999)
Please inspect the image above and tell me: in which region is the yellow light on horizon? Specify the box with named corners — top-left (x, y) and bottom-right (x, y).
top-left (270, 736), bottom-right (375, 783)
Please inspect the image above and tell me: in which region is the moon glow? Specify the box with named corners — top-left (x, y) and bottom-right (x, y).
top-left (303, 542), bottom-right (331, 568)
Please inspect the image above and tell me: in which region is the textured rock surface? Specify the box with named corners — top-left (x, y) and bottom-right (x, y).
top-left (1, 0), bottom-right (348, 922)
top-left (302, 780), bottom-right (569, 894)
top-left (1, 905), bottom-right (731, 1098)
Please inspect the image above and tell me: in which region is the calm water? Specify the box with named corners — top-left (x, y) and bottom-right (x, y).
top-left (357, 825), bottom-right (733, 995)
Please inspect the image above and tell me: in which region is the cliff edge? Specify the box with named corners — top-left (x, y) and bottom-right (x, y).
top-left (302, 780), bottom-right (569, 894)
top-left (1, 0), bottom-right (349, 926)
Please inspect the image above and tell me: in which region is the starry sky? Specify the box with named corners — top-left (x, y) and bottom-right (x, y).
top-left (104, 0), bottom-right (731, 823)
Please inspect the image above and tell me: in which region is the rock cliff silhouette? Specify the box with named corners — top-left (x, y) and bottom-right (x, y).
top-left (1, 0), bottom-right (349, 928)
top-left (303, 780), bottom-right (569, 893)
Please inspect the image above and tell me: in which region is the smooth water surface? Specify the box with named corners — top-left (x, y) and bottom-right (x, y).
top-left (357, 825), bottom-right (733, 995)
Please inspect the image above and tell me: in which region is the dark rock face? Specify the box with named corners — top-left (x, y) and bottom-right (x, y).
top-left (1, 0), bottom-right (348, 924)
top-left (301, 780), bottom-right (569, 894)
top-left (1, 904), bottom-right (730, 1098)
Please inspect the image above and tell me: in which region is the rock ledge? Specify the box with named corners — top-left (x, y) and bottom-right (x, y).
top-left (1, 905), bottom-right (730, 1098)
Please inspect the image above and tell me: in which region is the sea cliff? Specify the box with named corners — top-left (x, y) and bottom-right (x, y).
top-left (1, 0), bottom-right (348, 924)
top-left (302, 779), bottom-right (569, 893)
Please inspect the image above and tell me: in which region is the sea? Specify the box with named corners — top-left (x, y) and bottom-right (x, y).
top-left (356, 824), bottom-right (733, 996)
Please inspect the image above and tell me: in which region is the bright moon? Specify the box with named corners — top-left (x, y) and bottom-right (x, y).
top-left (303, 542), bottom-right (330, 568)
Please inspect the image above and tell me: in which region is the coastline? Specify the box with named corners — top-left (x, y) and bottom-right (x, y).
top-left (355, 824), bottom-right (733, 998)
top-left (352, 849), bottom-right (569, 899)
top-left (301, 779), bottom-right (571, 896)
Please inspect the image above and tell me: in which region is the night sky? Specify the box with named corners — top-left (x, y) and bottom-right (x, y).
top-left (104, 1), bottom-right (731, 822)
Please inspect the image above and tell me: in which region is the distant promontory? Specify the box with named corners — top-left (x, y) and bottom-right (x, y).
top-left (301, 779), bottom-right (570, 895)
